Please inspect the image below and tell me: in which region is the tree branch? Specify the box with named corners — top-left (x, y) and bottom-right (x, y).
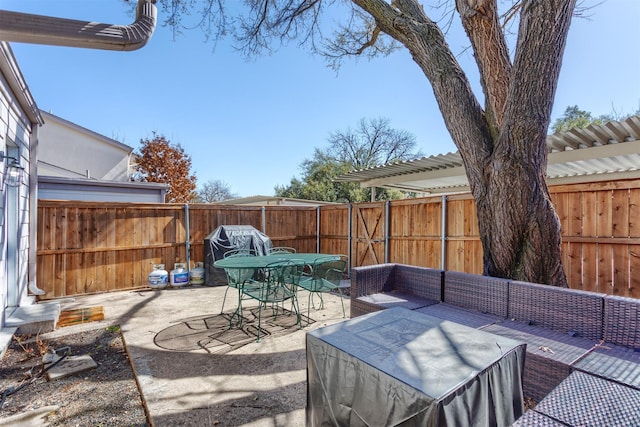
top-left (456, 0), bottom-right (511, 134)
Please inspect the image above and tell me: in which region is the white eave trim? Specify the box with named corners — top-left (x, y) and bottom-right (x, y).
top-left (0, 42), bottom-right (42, 126)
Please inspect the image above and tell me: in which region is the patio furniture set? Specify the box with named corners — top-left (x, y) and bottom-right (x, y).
top-left (350, 263), bottom-right (640, 425)
top-left (213, 249), bottom-right (347, 341)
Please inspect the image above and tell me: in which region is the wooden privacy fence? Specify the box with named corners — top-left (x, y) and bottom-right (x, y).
top-left (36, 179), bottom-right (640, 300)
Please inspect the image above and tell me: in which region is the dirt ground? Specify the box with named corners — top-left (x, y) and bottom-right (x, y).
top-left (0, 327), bottom-right (149, 426)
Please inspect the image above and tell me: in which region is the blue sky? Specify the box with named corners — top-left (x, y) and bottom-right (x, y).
top-left (4, 0), bottom-right (640, 197)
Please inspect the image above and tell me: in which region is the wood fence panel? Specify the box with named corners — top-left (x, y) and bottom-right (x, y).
top-left (54, 254), bottom-right (65, 297)
top-left (446, 198), bottom-right (462, 272)
top-left (463, 198), bottom-right (481, 274)
top-left (580, 192), bottom-right (598, 292)
top-left (319, 205), bottom-right (349, 257)
top-left (264, 206), bottom-right (317, 251)
top-left (66, 207), bottom-right (79, 250)
top-left (631, 245), bottom-right (640, 299)
top-left (445, 196), bottom-right (480, 273)
top-left (561, 191), bottom-right (583, 288)
top-left (186, 205), bottom-right (216, 264)
top-left (388, 198), bottom-right (443, 268)
top-left (596, 190), bottom-right (613, 237)
top-left (613, 244), bottom-right (630, 297)
top-left (553, 191), bottom-right (576, 287)
top-left (612, 189), bottom-right (630, 237)
top-left (567, 191), bottom-right (583, 237)
top-left (631, 189), bottom-right (640, 238)
top-left (598, 243), bottom-right (614, 294)
top-left (630, 188), bottom-right (640, 298)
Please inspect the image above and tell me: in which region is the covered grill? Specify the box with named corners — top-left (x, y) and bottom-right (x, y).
top-left (204, 225), bottom-right (273, 286)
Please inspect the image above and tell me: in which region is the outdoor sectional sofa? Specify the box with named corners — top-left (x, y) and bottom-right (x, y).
top-left (350, 263), bottom-right (640, 421)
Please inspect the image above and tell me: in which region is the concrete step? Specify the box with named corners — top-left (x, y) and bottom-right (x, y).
top-left (5, 302), bottom-right (61, 336)
top-left (0, 326), bottom-right (17, 358)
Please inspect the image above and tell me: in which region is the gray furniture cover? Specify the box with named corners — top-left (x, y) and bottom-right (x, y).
top-left (306, 307), bottom-right (526, 426)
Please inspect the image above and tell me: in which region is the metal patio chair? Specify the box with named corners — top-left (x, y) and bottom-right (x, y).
top-left (296, 256), bottom-right (347, 324)
top-left (241, 260), bottom-right (304, 342)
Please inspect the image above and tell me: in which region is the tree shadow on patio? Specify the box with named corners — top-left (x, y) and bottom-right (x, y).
top-left (153, 308), bottom-right (315, 354)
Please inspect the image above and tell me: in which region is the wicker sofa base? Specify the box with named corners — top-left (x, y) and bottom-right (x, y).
top-left (517, 371), bottom-right (640, 426)
top-left (572, 342), bottom-right (640, 390)
top-left (482, 321), bottom-right (598, 401)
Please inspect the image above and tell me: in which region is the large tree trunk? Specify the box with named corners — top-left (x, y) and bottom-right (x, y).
top-left (355, 0), bottom-right (575, 286)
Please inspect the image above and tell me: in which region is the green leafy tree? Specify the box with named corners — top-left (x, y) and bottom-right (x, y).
top-left (194, 179), bottom-right (237, 203)
top-left (551, 106), bottom-right (602, 133)
top-left (551, 105), bottom-right (640, 133)
top-left (134, 132), bottom-right (196, 203)
top-left (276, 118), bottom-right (419, 202)
top-left (275, 149), bottom-right (366, 202)
top-left (157, 0), bottom-right (593, 287)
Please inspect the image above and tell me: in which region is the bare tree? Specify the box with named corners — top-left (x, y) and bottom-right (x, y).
top-left (196, 179), bottom-right (237, 202)
top-left (328, 117), bottom-right (421, 169)
top-left (157, 0), bottom-right (578, 286)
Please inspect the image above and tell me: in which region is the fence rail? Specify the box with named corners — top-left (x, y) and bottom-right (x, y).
top-left (36, 179), bottom-right (640, 299)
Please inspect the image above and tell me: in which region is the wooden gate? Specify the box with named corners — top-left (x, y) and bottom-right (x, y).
top-left (351, 203), bottom-right (386, 266)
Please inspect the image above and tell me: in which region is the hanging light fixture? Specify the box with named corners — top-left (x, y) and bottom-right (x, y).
top-left (0, 151), bottom-right (25, 188)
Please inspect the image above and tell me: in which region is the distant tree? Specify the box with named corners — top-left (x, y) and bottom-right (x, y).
top-left (328, 117), bottom-right (422, 169)
top-left (551, 106), bottom-right (601, 133)
top-left (135, 132), bottom-right (196, 203)
top-left (276, 118), bottom-right (418, 202)
top-left (551, 105), bottom-right (640, 133)
top-left (195, 179), bottom-right (237, 202)
top-left (275, 149), bottom-right (365, 202)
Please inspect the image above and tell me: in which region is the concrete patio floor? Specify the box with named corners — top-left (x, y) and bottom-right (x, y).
top-left (43, 283), bottom-right (351, 426)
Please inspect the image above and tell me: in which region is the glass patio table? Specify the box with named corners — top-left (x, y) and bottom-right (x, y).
top-left (213, 252), bottom-right (339, 269)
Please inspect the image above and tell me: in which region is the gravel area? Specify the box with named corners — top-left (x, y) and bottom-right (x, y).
top-left (0, 327), bottom-right (148, 426)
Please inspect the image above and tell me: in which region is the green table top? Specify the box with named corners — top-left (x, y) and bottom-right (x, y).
top-left (213, 253), bottom-right (340, 269)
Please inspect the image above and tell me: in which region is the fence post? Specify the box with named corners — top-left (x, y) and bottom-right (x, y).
top-left (184, 203), bottom-right (191, 274)
top-left (441, 195), bottom-right (447, 271)
top-left (316, 206), bottom-right (320, 253)
top-left (348, 204), bottom-right (353, 277)
top-left (261, 206), bottom-right (266, 234)
top-left (384, 200), bottom-right (390, 264)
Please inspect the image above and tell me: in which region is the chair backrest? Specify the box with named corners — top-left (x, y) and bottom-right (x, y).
top-left (269, 247), bottom-right (297, 254)
top-left (313, 257), bottom-right (347, 286)
top-left (265, 260), bottom-right (305, 296)
top-left (224, 266), bottom-right (255, 286)
top-left (224, 248), bottom-right (256, 258)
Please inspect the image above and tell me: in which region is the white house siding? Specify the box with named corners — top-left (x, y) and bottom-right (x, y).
top-left (0, 42), bottom-right (41, 332)
top-left (39, 111), bottom-right (133, 181)
top-left (0, 73), bottom-right (31, 326)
